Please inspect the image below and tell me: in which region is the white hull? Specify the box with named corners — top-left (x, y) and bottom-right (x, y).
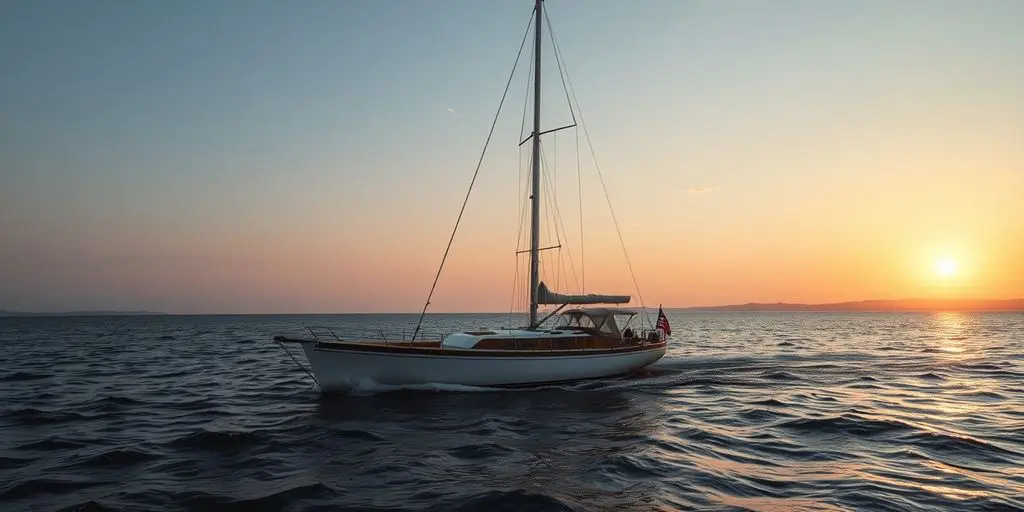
top-left (269, 3), bottom-right (677, 394)
top-left (296, 342), bottom-right (667, 391)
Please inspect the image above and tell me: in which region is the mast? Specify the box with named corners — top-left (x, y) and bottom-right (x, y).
top-left (528, 0), bottom-right (543, 328)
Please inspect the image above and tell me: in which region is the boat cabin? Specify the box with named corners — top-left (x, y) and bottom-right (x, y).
top-left (440, 307), bottom-right (653, 350)
top-left (435, 281), bottom-right (658, 350)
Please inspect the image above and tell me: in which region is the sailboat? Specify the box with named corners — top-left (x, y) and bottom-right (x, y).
top-left (273, 0), bottom-right (669, 391)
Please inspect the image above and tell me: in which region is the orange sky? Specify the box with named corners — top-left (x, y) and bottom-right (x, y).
top-left (1, 0), bottom-right (1022, 313)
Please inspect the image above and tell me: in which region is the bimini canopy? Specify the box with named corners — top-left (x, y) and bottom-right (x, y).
top-left (558, 307), bottom-right (639, 338)
top-left (537, 282), bottom-right (630, 305)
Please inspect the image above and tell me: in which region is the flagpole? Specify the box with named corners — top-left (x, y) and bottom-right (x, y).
top-left (656, 303), bottom-right (669, 342)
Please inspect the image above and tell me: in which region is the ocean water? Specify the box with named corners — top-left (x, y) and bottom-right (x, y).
top-left (1, 311), bottom-right (1022, 511)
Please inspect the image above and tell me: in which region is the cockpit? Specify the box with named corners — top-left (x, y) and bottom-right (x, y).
top-left (557, 307), bottom-right (639, 339)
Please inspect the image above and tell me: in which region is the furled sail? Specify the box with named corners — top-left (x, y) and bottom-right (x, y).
top-left (537, 282), bottom-right (630, 305)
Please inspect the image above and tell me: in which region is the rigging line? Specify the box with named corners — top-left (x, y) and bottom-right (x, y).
top-left (544, 6), bottom-right (584, 294)
top-left (518, 29), bottom-right (535, 154)
top-left (509, 145), bottom-right (534, 320)
top-left (511, 138), bottom-right (536, 317)
top-left (511, 30), bottom-right (536, 322)
top-left (539, 152), bottom-right (564, 295)
top-left (517, 46), bottom-right (533, 250)
top-left (518, 152), bottom-right (533, 251)
top-left (275, 340), bottom-right (320, 388)
top-left (555, 252), bottom-right (567, 301)
top-left (540, 143), bottom-right (580, 294)
top-left (543, 6), bottom-right (577, 126)
top-left (508, 259), bottom-right (519, 324)
top-left (508, 243), bottom-right (518, 323)
top-left (539, 149), bottom-right (563, 294)
top-left (547, 16), bottom-right (652, 329)
top-left (512, 113), bottom-right (527, 320)
top-left (511, 148), bottom-right (521, 323)
top-left (539, 140), bottom-right (581, 293)
top-left (539, 143), bottom-right (559, 249)
top-left (553, 132), bottom-right (560, 294)
top-left (540, 175), bottom-right (560, 294)
top-left (577, 123), bottom-right (584, 294)
top-left (509, 186), bottom-right (522, 322)
top-left (413, 8), bottom-right (536, 340)
top-left (516, 97), bottom-right (524, 251)
top-left (573, 92), bottom-right (651, 327)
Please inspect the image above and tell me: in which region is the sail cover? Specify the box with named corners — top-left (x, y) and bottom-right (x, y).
top-left (537, 282), bottom-right (631, 305)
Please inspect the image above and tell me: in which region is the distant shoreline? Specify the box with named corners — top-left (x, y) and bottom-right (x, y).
top-left (675, 298), bottom-right (1024, 312)
top-left (0, 310), bottom-right (169, 318)
top-left (2, 298), bottom-right (1022, 317)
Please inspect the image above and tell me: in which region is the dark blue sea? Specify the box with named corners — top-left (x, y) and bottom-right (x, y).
top-left (1, 311), bottom-right (1022, 511)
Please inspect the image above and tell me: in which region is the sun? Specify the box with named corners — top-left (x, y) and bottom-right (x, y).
top-left (935, 257), bottom-right (958, 276)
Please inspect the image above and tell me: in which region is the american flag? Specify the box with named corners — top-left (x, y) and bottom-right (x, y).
top-left (656, 306), bottom-right (671, 336)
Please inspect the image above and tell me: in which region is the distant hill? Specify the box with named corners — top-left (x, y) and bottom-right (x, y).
top-left (678, 298), bottom-right (1024, 312)
top-left (0, 310), bottom-right (168, 317)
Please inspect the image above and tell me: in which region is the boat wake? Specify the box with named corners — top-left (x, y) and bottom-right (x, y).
top-left (331, 378), bottom-right (508, 396)
top-left (316, 354), bottom-right (751, 396)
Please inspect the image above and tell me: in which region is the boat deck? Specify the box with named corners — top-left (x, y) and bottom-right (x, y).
top-left (273, 335), bottom-right (665, 357)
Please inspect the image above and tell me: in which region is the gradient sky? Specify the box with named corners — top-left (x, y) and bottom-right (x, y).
top-left (2, 0), bottom-right (1022, 314)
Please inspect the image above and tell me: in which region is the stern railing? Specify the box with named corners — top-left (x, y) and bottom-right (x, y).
top-left (303, 325), bottom-right (450, 345)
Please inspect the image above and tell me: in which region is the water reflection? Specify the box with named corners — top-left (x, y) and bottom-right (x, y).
top-left (932, 311), bottom-right (969, 354)
top-left (304, 388), bottom-right (668, 510)
top-left (3, 312), bottom-right (1021, 511)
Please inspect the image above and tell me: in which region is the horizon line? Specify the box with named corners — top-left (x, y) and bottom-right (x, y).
top-left (3, 297), bottom-right (1023, 317)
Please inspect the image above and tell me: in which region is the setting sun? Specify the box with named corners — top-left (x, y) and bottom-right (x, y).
top-left (936, 257), bottom-right (958, 277)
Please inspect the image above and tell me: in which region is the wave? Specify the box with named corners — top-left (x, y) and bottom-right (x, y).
top-left (15, 436), bottom-right (92, 451)
top-left (748, 398), bottom-right (790, 407)
top-left (172, 483), bottom-right (343, 511)
top-left (1, 478), bottom-right (109, 501)
top-left (237, 483), bottom-right (342, 509)
top-left (437, 490), bottom-right (576, 512)
top-left (909, 430), bottom-right (1023, 464)
top-left (3, 407), bottom-right (91, 425)
top-left (0, 455), bottom-right (34, 470)
top-left (0, 371), bottom-right (49, 382)
top-left (166, 429), bottom-right (265, 454)
top-left (146, 368), bottom-right (191, 380)
top-left (326, 377), bottom-right (506, 396)
top-left (57, 500), bottom-right (120, 512)
top-left (79, 395), bottom-right (144, 413)
top-left (738, 407), bottom-right (790, 422)
top-left (761, 370), bottom-right (803, 381)
top-left (331, 429), bottom-right (385, 442)
top-left (3, 312), bottom-right (1023, 511)
top-left (957, 390), bottom-right (1006, 400)
top-left (775, 414), bottom-right (915, 437)
top-left (446, 442), bottom-right (516, 460)
top-left (65, 448), bottom-right (160, 470)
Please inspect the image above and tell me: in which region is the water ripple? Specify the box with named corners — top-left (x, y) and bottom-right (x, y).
top-left (1, 312), bottom-right (1022, 511)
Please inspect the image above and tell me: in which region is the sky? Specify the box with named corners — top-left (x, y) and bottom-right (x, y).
top-left (1, 0), bottom-right (1022, 314)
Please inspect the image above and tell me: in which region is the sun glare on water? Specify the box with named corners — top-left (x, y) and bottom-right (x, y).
top-left (935, 257), bottom-right (958, 277)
